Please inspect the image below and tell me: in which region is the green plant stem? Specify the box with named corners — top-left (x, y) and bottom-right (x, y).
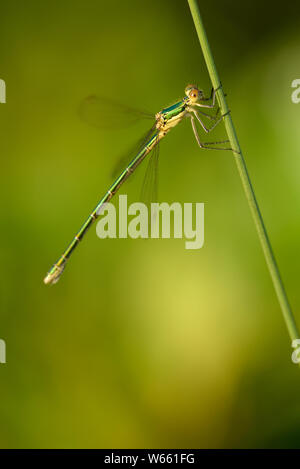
top-left (187, 0), bottom-right (299, 344)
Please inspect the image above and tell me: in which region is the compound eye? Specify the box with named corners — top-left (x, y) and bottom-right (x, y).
top-left (189, 89), bottom-right (199, 99)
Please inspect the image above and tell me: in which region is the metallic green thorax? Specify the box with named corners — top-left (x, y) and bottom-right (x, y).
top-left (160, 99), bottom-right (187, 121)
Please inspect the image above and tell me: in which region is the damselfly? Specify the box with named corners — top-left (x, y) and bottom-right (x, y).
top-left (44, 84), bottom-right (234, 285)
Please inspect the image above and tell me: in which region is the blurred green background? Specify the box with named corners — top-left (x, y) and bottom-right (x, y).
top-left (0, 0), bottom-right (300, 449)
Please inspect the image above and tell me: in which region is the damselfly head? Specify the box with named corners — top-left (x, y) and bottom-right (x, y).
top-left (185, 85), bottom-right (204, 103)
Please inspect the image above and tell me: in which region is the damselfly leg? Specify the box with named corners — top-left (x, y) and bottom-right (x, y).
top-left (190, 114), bottom-right (233, 151)
top-left (192, 109), bottom-right (230, 134)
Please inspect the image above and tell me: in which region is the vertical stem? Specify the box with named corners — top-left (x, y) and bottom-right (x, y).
top-left (187, 0), bottom-right (299, 343)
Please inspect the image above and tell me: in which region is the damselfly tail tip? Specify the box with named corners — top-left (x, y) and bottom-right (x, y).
top-left (43, 262), bottom-right (66, 285)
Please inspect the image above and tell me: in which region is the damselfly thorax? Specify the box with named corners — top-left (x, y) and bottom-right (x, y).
top-left (155, 100), bottom-right (187, 135)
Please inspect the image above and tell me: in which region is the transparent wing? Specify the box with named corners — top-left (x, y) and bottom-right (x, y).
top-left (140, 135), bottom-right (159, 207)
top-left (79, 95), bottom-right (154, 130)
top-left (111, 124), bottom-right (157, 179)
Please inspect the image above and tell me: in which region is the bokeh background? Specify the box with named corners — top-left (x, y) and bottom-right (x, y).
top-left (0, 0), bottom-right (300, 449)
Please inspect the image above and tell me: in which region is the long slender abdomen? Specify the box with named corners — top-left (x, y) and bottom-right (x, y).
top-left (44, 131), bottom-right (160, 285)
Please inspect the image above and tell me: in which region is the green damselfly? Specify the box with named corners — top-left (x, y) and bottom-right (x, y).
top-left (44, 84), bottom-right (234, 285)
